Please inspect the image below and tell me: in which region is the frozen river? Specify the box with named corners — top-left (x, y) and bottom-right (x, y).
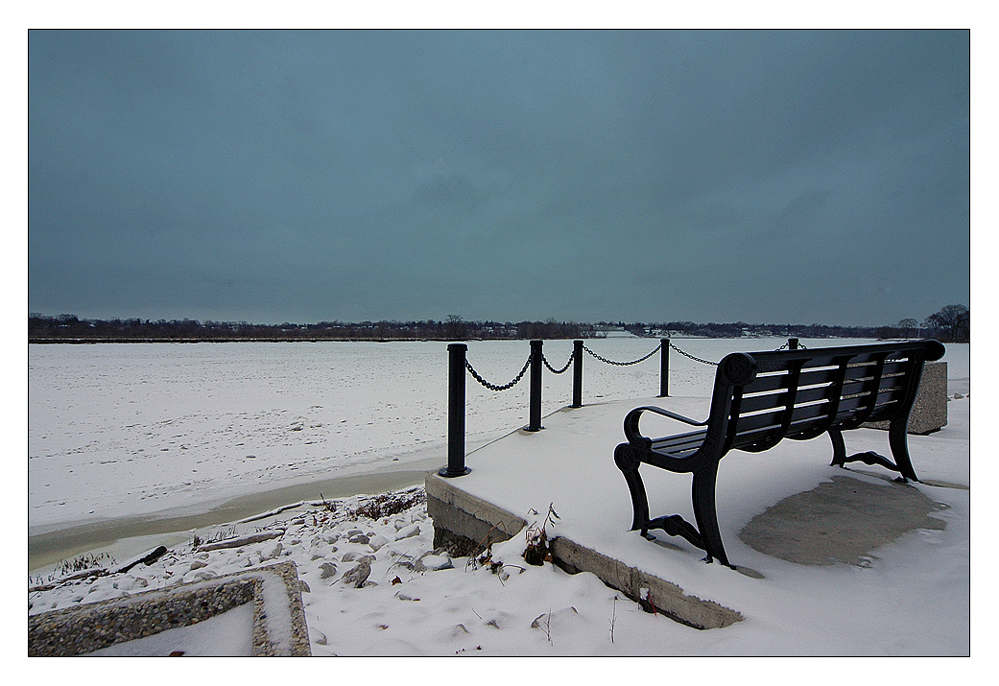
top-left (29, 336), bottom-right (969, 538)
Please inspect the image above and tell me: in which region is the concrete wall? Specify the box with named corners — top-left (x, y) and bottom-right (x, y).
top-left (864, 361), bottom-right (947, 435)
top-left (425, 473), bottom-right (527, 555)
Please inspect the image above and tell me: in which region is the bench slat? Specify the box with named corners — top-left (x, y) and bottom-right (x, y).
top-left (652, 430), bottom-right (709, 457)
top-left (727, 392), bottom-right (907, 447)
top-left (739, 375), bottom-right (909, 417)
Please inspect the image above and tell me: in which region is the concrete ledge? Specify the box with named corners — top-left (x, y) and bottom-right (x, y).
top-left (28, 561), bottom-right (311, 656)
top-left (426, 472), bottom-right (743, 629)
top-left (864, 361), bottom-right (947, 435)
top-left (426, 472), bottom-right (527, 554)
top-left (550, 536), bottom-right (743, 630)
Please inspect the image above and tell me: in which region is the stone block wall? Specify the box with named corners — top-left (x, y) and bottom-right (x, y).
top-left (864, 361), bottom-right (947, 435)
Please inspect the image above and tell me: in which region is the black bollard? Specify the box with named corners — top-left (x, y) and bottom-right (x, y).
top-left (789, 338), bottom-right (799, 351)
top-left (527, 340), bottom-right (543, 431)
top-left (572, 340), bottom-right (583, 408)
top-left (659, 338), bottom-right (670, 397)
top-left (440, 343), bottom-right (470, 477)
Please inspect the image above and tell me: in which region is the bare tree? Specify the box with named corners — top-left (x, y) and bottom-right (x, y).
top-left (445, 314), bottom-right (468, 340)
top-left (897, 318), bottom-right (919, 338)
top-left (923, 304), bottom-right (969, 342)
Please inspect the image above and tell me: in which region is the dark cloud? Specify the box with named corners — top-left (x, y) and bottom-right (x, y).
top-left (29, 29), bottom-right (969, 326)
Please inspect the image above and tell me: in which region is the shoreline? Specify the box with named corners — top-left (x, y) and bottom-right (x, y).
top-left (28, 460), bottom-right (440, 573)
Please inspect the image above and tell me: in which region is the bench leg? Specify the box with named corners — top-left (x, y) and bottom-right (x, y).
top-left (691, 462), bottom-right (731, 567)
top-left (617, 445), bottom-right (733, 567)
top-left (888, 418), bottom-right (919, 482)
top-left (829, 428), bottom-right (847, 467)
top-left (614, 444), bottom-right (650, 533)
top-left (828, 426), bottom-right (919, 483)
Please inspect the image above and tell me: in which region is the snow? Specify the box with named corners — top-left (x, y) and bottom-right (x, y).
top-left (25, 338), bottom-right (973, 664)
top-left (83, 602), bottom-right (254, 656)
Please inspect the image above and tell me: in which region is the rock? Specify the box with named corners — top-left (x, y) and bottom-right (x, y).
top-left (394, 524), bottom-right (421, 540)
top-left (319, 562), bottom-right (338, 580)
top-left (341, 560), bottom-right (371, 588)
top-left (368, 535), bottom-right (389, 551)
top-left (415, 553), bottom-right (453, 572)
top-left (435, 624), bottom-right (470, 641)
top-left (348, 534), bottom-right (370, 545)
top-left (299, 580), bottom-right (311, 593)
top-left (341, 552), bottom-right (375, 564)
top-left (189, 560), bottom-right (208, 571)
top-left (531, 607), bottom-right (583, 632)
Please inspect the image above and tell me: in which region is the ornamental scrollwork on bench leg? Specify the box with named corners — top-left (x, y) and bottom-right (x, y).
top-left (643, 514), bottom-right (705, 552)
top-left (840, 451), bottom-right (908, 482)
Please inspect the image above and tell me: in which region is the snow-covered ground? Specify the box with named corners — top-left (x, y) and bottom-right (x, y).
top-left (26, 338), bottom-right (971, 658)
top-left (33, 337), bottom-right (897, 532)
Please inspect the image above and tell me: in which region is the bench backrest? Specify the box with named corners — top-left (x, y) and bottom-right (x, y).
top-left (706, 340), bottom-right (946, 455)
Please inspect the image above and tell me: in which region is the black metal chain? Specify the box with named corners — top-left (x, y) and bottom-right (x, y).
top-left (465, 354), bottom-right (532, 391)
top-left (668, 341), bottom-right (719, 366)
top-left (669, 339), bottom-right (807, 368)
top-left (583, 342), bottom-right (662, 366)
top-left (542, 350), bottom-right (575, 374)
top-left (467, 338), bottom-right (806, 390)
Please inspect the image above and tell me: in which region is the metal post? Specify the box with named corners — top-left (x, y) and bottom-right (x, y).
top-left (789, 337), bottom-right (799, 350)
top-left (572, 340), bottom-right (583, 408)
top-left (659, 338), bottom-right (670, 397)
top-left (527, 339), bottom-right (543, 431)
top-left (440, 343), bottom-right (470, 477)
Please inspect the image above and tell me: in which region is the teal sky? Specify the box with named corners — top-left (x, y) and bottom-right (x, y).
top-left (29, 29), bottom-right (970, 326)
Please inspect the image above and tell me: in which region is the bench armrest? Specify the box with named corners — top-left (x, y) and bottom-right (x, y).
top-left (624, 405), bottom-right (708, 447)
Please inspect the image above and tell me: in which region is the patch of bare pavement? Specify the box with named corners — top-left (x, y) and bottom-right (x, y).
top-left (738, 471), bottom-right (955, 566)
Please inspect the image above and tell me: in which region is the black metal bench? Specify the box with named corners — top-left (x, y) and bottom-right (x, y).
top-left (613, 340), bottom-right (946, 568)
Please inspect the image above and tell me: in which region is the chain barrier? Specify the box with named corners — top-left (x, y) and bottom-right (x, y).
top-left (667, 338), bottom-right (807, 366)
top-left (465, 354), bottom-right (532, 391)
top-left (466, 338), bottom-right (804, 390)
top-left (542, 350), bottom-right (575, 374)
top-left (668, 341), bottom-right (718, 366)
top-left (583, 341), bottom-right (662, 366)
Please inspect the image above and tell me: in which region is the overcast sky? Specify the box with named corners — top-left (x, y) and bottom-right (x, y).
top-left (28, 29), bottom-right (969, 327)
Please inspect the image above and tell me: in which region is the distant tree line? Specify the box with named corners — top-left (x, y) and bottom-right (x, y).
top-left (28, 305), bottom-right (968, 343)
top-left (27, 314), bottom-right (595, 342)
top-left (622, 304), bottom-right (969, 343)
